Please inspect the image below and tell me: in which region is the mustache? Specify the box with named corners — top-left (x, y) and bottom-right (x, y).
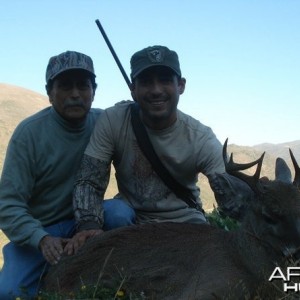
top-left (63, 100), bottom-right (85, 109)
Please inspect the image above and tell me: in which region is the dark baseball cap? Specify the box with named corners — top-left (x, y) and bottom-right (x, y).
top-left (45, 51), bottom-right (96, 83)
top-left (130, 45), bottom-right (181, 79)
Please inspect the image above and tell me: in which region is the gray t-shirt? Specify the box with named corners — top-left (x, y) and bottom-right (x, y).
top-left (86, 101), bottom-right (225, 224)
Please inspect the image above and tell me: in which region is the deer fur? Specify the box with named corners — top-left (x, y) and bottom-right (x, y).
top-left (43, 142), bottom-right (300, 299)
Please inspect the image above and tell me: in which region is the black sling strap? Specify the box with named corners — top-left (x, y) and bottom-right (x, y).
top-left (130, 103), bottom-right (201, 211)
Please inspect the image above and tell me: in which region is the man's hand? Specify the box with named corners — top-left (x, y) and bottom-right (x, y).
top-left (39, 235), bottom-right (70, 265)
top-left (64, 229), bottom-right (103, 256)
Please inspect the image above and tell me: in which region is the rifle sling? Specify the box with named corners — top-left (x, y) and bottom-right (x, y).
top-left (130, 103), bottom-right (201, 211)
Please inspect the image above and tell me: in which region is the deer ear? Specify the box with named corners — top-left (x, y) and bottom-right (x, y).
top-left (275, 157), bottom-right (292, 183)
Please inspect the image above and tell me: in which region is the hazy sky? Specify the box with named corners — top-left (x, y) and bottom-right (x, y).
top-left (1, 0), bottom-right (299, 146)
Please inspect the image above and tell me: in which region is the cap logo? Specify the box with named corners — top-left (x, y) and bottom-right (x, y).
top-left (130, 45), bottom-right (181, 79)
top-left (148, 49), bottom-right (164, 62)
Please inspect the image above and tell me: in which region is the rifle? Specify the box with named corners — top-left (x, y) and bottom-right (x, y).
top-left (95, 19), bottom-right (131, 89)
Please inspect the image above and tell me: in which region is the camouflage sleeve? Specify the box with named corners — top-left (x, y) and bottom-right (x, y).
top-left (73, 154), bottom-right (111, 231)
top-left (208, 173), bottom-right (254, 221)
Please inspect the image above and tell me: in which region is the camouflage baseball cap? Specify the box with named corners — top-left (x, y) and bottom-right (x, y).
top-left (45, 51), bottom-right (96, 83)
top-left (130, 45), bottom-right (181, 79)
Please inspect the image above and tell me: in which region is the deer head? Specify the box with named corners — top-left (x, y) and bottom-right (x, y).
top-left (223, 138), bottom-right (300, 259)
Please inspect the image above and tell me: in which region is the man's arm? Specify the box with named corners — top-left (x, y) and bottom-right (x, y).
top-left (197, 135), bottom-right (253, 221)
top-left (73, 154), bottom-right (111, 231)
top-left (0, 130), bottom-right (71, 265)
top-left (0, 135), bottom-right (48, 249)
top-left (208, 173), bottom-right (254, 221)
top-left (65, 154), bottom-right (111, 255)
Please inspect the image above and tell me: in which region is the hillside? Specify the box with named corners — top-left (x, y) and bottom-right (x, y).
top-left (253, 140), bottom-right (300, 163)
top-left (0, 83), bottom-right (49, 171)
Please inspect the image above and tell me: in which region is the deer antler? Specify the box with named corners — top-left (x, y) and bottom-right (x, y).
top-left (223, 138), bottom-right (265, 193)
top-left (289, 148), bottom-right (300, 188)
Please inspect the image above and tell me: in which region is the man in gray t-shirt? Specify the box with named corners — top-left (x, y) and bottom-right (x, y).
top-left (65, 45), bottom-right (250, 254)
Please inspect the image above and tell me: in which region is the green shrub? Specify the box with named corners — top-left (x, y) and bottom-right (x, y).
top-left (206, 208), bottom-right (240, 231)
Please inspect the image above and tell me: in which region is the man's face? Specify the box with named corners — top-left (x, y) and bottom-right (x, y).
top-left (131, 66), bottom-right (186, 130)
top-left (48, 70), bottom-right (95, 124)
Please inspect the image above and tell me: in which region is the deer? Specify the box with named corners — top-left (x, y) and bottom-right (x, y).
top-left (43, 140), bottom-right (300, 299)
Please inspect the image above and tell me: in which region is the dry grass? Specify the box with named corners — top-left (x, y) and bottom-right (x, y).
top-left (0, 83), bottom-right (49, 172)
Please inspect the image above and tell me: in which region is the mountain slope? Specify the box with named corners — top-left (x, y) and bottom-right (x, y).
top-left (0, 83), bottom-right (49, 171)
top-left (253, 141), bottom-right (300, 162)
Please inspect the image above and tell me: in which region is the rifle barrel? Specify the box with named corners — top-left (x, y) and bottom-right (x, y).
top-left (95, 19), bottom-right (131, 89)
